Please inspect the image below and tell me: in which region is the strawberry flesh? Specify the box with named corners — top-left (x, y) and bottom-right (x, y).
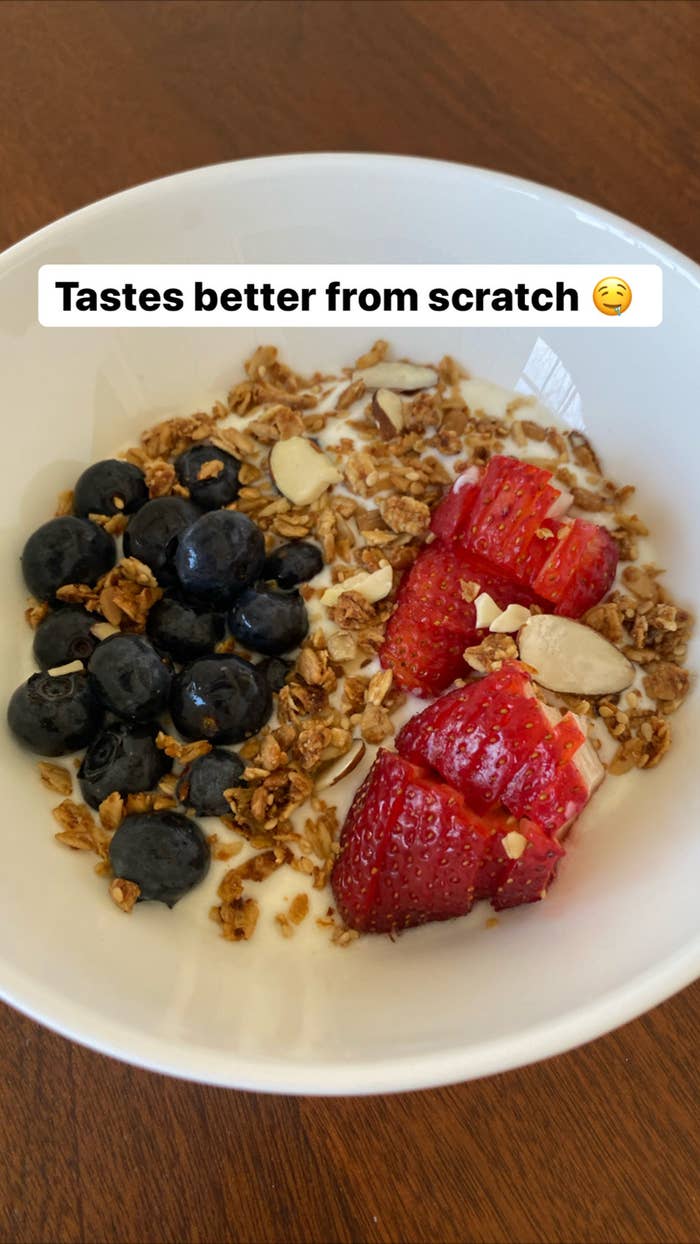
top-left (475, 819), bottom-right (565, 910)
top-left (332, 749), bottom-right (495, 933)
top-left (331, 748), bottom-right (565, 932)
top-left (397, 662), bottom-right (595, 837)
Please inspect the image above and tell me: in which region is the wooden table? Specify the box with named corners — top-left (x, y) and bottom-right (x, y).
top-left (1, 3), bottom-right (698, 1241)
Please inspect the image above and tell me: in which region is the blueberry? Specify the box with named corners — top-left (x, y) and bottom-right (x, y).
top-left (177, 747), bottom-right (246, 817)
top-left (170, 654), bottom-right (271, 743)
top-left (263, 541), bottom-right (323, 590)
top-left (146, 597), bottom-right (225, 663)
top-left (7, 670), bottom-right (102, 756)
top-left (33, 607), bottom-right (99, 670)
top-left (74, 459), bottom-right (148, 518)
top-left (228, 585), bottom-right (308, 656)
top-left (174, 444), bottom-right (241, 510)
top-left (257, 656), bottom-right (293, 693)
top-left (175, 510), bottom-right (265, 609)
top-left (22, 516), bottom-right (116, 602)
top-left (109, 811), bottom-right (210, 907)
top-left (123, 496), bottom-right (202, 587)
top-left (78, 722), bottom-right (173, 809)
top-left (88, 634), bottom-right (172, 721)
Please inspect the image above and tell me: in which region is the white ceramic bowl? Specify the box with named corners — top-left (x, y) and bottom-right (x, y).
top-left (1, 154), bottom-right (698, 1094)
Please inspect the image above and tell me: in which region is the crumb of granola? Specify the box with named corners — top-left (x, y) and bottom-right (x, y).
top-left (643, 661), bottom-right (690, 703)
top-left (214, 897), bottom-right (260, 942)
top-left (98, 791), bottom-right (125, 832)
top-left (54, 489), bottom-right (74, 516)
top-left (359, 703), bottom-right (394, 744)
top-left (53, 799), bottom-right (109, 856)
top-left (25, 598), bottom-right (49, 629)
top-left (38, 762), bottom-right (72, 796)
top-left (155, 732), bottom-right (212, 764)
top-left (355, 340), bottom-right (389, 370)
top-left (109, 877), bottom-right (140, 913)
top-left (378, 495), bottom-right (431, 536)
top-left (56, 556), bottom-right (163, 631)
top-left (460, 580), bottom-right (481, 604)
top-left (464, 634), bottom-right (518, 673)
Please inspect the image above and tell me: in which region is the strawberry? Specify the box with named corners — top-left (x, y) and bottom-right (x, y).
top-left (396, 663), bottom-right (602, 837)
top-left (396, 662), bottom-right (536, 811)
top-left (380, 543), bottom-right (545, 698)
top-left (331, 749), bottom-right (495, 933)
top-left (331, 748), bottom-right (565, 931)
top-left (475, 819), bottom-right (565, 910)
top-left (463, 455), bottom-right (562, 576)
top-left (433, 456), bottom-right (617, 618)
top-left (429, 467), bottom-right (481, 541)
top-left (379, 541), bottom-right (479, 696)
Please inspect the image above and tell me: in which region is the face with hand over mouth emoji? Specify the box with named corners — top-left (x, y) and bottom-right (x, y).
top-left (593, 277), bottom-right (632, 316)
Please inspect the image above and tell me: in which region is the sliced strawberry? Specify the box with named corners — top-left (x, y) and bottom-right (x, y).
top-left (396, 665), bottom-right (602, 837)
top-left (331, 749), bottom-right (494, 933)
top-left (555, 523), bottom-right (619, 617)
top-left (379, 541), bottom-right (479, 696)
top-left (462, 456), bottom-right (561, 575)
top-left (500, 710), bottom-right (600, 835)
top-left (430, 468), bottom-right (481, 541)
top-left (396, 662), bottom-right (534, 811)
top-left (532, 518), bottom-right (618, 616)
top-left (475, 819), bottom-right (565, 910)
top-left (380, 542), bottom-right (546, 698)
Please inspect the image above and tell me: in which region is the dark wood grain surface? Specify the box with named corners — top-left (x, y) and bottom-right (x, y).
top-left (0, 3), bottom-right (698, 1242)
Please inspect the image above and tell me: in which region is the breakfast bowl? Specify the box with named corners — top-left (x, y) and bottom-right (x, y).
top-left (0, 153), bottom-right (698, 1094)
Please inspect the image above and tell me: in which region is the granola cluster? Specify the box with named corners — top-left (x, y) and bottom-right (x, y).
top-left (30, 340), bottom-right (692, 942)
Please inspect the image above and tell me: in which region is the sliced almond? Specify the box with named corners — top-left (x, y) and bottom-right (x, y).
top-left (371, 389), bottom-right (404, 439)
top-left (48, 660), bottom-right (84, 676)
top-left (353, 362), bottom-right (438, 391)
top-left (502, 830), bottom-right (527, 860)
top-left (269, 436), bottom-right (341, 506)
top-left (517, 613), bottom-right (634, 695)
top-left (474, 592), bottom-right (502, 629)
top-left (321, 563), bottom-right (393, 608)
top-left (489, 603), bottom-right (532, 633)
top-left (90, 621), bottom-right (120, 641)
top-left (315, 740), bottom-right (367, 791)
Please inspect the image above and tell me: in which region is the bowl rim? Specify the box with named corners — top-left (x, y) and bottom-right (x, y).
top-left (1, 152), bottom-right (698, 1094)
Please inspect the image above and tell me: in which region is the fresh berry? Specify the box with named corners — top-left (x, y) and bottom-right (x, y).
top-left (78, 722), bottom-right (172, 809)
top-left (462, 455), bottom-right (560, 576)
top-left (397, 663), bottom-right (602, 836)
top-left (532, 519), bottom-right (619, 617)
top-left (146, 597), bottom-right (225, 663)
top-left (475, 819), bottom-right (565, 910)
top-left (174, 444), bottom-right (241, 510)
top-left (122, 496), bottom-right (202, 587)
top-left (73, 459), bottom-right (148, 518)
top-left (434, 456), bottom-right (617, 618)
top-left (88, 634), bottom-right (172, 721)
top-left (33, 606), bottom-right (99, 669)
top-left (22, 516), bottom-right (116, 601)
top-left (429, 469), bottom-right (481, 542)
top-left (109, 811), bottom-right (210, 907)
top-left (396, 663), bottom-right (536, 813)
top-left (256, 656), bottom-right (292, 693)
top-left (174, 510), bottom-right (265, 608)
top-left (228, 585), bottom-right (308, 656)
top-left (332, 748), bottom-right (496, 933)
top-left (170, 654), bottom-right (272, 743)
top-left (7, 670), bottom-right (102, 756)
top-left (177, 747), bottom-right (246, 817)
top-left (379, 541), bottom-right (543, 697)
top-left (263, 541), bottom-right (323, 590)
